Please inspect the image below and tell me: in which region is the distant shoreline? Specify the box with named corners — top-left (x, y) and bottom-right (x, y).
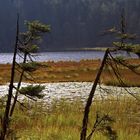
top-left (44, 47), bottom-right (107, 52)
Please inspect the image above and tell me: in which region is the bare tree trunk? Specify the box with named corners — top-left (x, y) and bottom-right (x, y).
top-left (80, 49), bottom-right (109, 140)
top-left (10, 53), bottom-right (27, 117)
top-left (0, 15), bottom-right (19, 140)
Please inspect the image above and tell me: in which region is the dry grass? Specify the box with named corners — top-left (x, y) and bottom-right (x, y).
top-left (1, 97), bottom-right (139, 140)
top-left (0, 59), bottom-right (140, 86)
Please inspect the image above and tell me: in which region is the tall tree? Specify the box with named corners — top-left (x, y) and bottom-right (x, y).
top-left (0, 17), bottom-right (50, 140)
top-left (80, 9), bottom-right (140, 140)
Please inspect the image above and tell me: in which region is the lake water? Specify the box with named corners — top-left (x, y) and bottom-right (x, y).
top-left (0, 50), bottom-right (137, 64)
top-left (0, 51), bottom-right (105, 64)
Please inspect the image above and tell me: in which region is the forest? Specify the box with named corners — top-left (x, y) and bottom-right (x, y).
top-left (0, 0), bottom-right (140, 52)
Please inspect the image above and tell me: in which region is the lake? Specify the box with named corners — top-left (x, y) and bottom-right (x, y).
top-left (0, 50), bottom-right (137, 64)
top-left (0, 51), bottom-right (105, 64)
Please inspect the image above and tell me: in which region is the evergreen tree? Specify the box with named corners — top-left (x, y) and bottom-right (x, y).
top-left (80, 9), bottom-right (140, 140)
top-left (0, 16), bottom-right (50, 140)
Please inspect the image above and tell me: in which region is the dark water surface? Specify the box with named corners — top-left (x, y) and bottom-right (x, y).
top-left (0, 51), bottom-right (105, 64)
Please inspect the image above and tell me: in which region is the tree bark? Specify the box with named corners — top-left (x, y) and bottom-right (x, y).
top-left (80, 49), bottom-right (109, 140)
top-left (0, 15), bottom-right (19, 140)
top-left (10, 53), bottom-right (27, 117)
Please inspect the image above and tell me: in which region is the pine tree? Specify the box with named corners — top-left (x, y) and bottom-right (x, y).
top-left (80, 9), bottom-right (140, 140)
top-left (0, 16), bottom-right (50, 140)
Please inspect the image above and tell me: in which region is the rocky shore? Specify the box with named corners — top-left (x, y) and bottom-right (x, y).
top-left (0, 82), bottom-right (139, 106)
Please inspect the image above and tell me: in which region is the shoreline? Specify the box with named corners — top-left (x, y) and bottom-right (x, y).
top-left (0, 82), bottom-right (139, 104)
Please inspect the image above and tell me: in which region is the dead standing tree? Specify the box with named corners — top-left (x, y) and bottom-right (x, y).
top-left (80, 10), bottom-right (140, 140)
top-left (0, 16), bottom-right (50, 140)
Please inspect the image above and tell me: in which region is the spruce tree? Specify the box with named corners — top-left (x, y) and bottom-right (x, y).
top-left (0, 17), bottom-right (50, 140)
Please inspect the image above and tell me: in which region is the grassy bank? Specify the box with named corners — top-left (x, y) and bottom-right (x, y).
top-left (0, 59), bottom-right (140, 86)
top-left (0, 97), bottom-right (139, 140)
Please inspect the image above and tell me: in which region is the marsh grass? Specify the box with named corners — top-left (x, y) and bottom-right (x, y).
top-left (1, 96), bottom-right (139, 140)
top-left (0, 59), bottom-right (140, 86)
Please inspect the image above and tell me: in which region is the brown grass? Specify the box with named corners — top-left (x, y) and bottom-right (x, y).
top-left (0, 59), bottom-right (140, 86)
top-left (4, 97), bottom-right (140, 140)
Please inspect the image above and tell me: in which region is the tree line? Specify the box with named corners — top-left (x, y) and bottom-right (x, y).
top-left (0, 0), bottom-right (140, 52)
